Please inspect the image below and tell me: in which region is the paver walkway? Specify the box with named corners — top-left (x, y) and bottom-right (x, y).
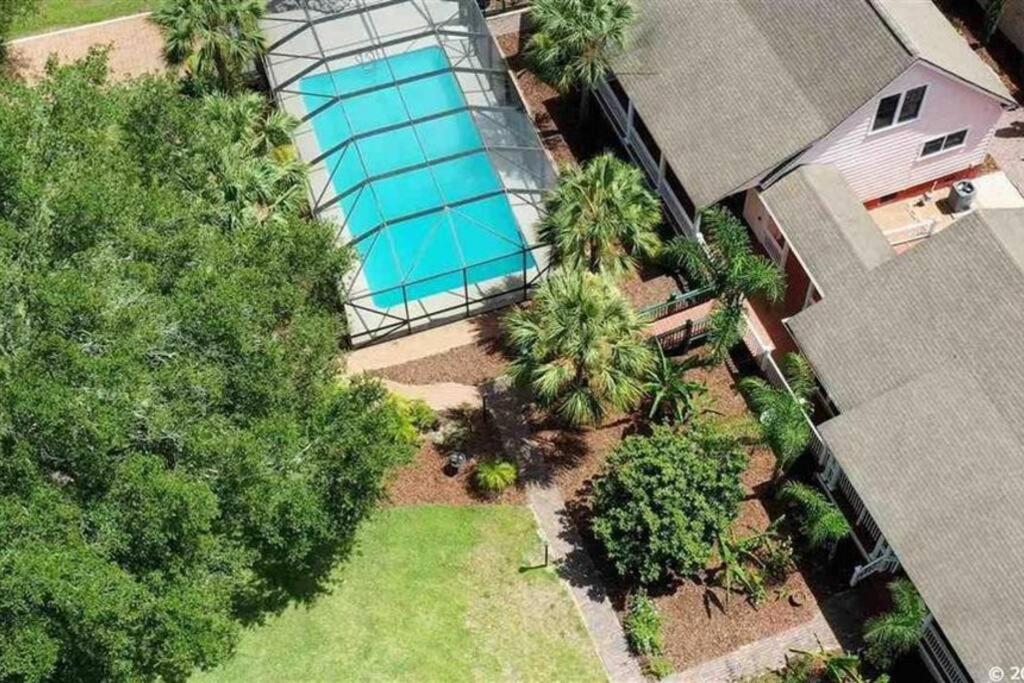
top-left (991, 107), bottom-right (1024, 194)
top-left (483, 377), bottom-right (645, 683)
top-left (666, 612), bottom-right (838, 683)
top-left (666, 589), bottom-right (865, 683)
top-left (8, 13), bottom-right (164, 83)
top-left (381, 379), bottom-right (481, 412)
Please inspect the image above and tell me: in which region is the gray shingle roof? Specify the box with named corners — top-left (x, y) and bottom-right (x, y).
top-left (873, 0), bottom-right (1014, 101)
top-left (787, 209), bottom-right (1024, 679)
top-left (820, 368), bottom-right (1024, 680)
top-left (613, 0), bottom-right (1011, 209)
top-left (761, 165), bottom-right (895, 294)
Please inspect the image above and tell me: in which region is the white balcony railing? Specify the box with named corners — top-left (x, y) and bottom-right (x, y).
top-left (920, 618), bottom-right (971, 683)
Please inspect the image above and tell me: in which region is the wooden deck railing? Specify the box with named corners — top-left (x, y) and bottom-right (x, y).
top-left (637, 286), bottom-right (714, 323)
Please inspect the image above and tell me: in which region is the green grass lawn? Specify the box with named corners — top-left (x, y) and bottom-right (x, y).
top-left (195, 505), bottom-right (604, 683)
top-left (13, 0), bottom-right (158, 38)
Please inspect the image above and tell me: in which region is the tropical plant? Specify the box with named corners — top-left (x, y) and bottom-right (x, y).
top-left (779, 482), bottom-right (851, 551)
top-left (0, 53), bottom-right (415, 681)
top-left (714, 520), bottom-right (794, 609)
top-left (154, 0), bottom-right (267, 93)
top-left (540, 153), bottom-right (662, 279)
top-left (474, 459), bottom-right (518, 495)
top-left (863, 579), bottom-right (927, 670)
top-left (623, 591), bottom-right (663, 656)
top-left (526, 0), bottom-right (635, 119)
top-left (591, 423), bottom-right (747, 584)
top-left (740, 353), bottom-right (816, 478)
top-left (664, 206), bottom-right (785, 362)
top-left (984, 0), bottom-right (1008, 44)
top-left (716, 530), bottom-right (768, 608)
top-left (0, 0), bottom-right (39, 59)
top-left (504, 269), bottom-right (654, 426)
top-left (645, 347), bottom-right (707, 424)
top-left (780, 647), bottom-right (889, 683)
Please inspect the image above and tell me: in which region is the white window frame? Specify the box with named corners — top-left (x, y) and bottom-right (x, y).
top-left (869, 85), bottom-right (929, 134)
top-left (919, 127), bottom-right (970, 158)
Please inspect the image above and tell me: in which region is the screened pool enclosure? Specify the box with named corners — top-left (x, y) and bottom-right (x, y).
top-left (262, 0), bottom-right (555, 346)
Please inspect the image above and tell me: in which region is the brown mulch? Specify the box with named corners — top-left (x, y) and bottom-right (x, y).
top-left (387, 408), bottom-right (525, 506)
top-left (532, 354), bottom-right (842, 672)
top-left (496, 32), bottom-right (622, 167)
top-left (621, 262), bottom-right (687, 311)
top-left (373, 340), bottom-right (509, 387)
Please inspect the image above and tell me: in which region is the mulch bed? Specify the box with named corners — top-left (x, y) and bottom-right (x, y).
top-left (530, 353), bottom-right (848, 672)
top-left (496, 32), bottom-right (622, 167)
top-left (387, 407), bottom-right (525, 506)
top-left (621, 262), bottom-right (686, 311)
top-left (373, 339), bottom-right (509, 387)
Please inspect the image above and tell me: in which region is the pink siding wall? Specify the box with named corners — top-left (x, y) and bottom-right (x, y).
top-left (800, 62), bottom-right (1005, 202)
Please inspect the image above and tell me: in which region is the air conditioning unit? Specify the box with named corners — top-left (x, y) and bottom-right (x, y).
top-left (947, 180), bottom-right (977, 212)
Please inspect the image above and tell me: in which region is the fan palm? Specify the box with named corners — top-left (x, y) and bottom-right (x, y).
top-left (863, 579), bottom-right (927, 670)
top-left (154, 0), bottom-right (266, 93)
top-left (739, 353), bottom-right (815, 478)
top-left (779, 482), bottom-right (851, 551)
top-left (504, 269), bottom-right (654, 426)
top-left (540, 154), bottom-right (662, 279)
top-left (526, 0), bottom-right (635, 120)
top-left (645, 347), bottom-right (706, 424)
top-left (203, 93), bottom-right (298, 156)
top-left (665, 205), bottom-right (784, 362)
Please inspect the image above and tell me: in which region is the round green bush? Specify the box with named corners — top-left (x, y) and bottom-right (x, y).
top-left (591, 423), bottom-right (747, 585)
top-left (474, 459), bottom-right (517, 495)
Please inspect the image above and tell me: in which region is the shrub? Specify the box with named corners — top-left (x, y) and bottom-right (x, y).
top-left (474, 459), bottom-right (517, 496)
top-left (623, 592), bottom-right (663, 656)
top-left (591, 423), bottom-right (747, 585)
top-left (645, 656), bottom-right (673, 679)
top-left (393, 396), bottom-right (439, 433)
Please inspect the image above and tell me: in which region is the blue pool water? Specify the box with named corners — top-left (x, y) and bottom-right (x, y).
top-left (301, 47), bottom-right (535, 308)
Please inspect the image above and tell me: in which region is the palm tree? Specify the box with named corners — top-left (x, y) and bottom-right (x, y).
top-left (664, 205), bottom-right (785, 362)
top-left (201, 95), bottom-right (306, 227)
top-left (863, 579), bottom-right (927, 670)
top-left (645, 347), bottom-right (706, 424)
top-left (540, 154), bottom-right (662, 279)
top-left (739, 353), bottom-right (815, 478)
top-left (504, 269), bottom-right (654, 426)
top-left (779, 481), bottom-right (851, 551)
top-left (526, 0), bottom-right (635, 120)
top-left (154, 0), bottom-right (266, 93)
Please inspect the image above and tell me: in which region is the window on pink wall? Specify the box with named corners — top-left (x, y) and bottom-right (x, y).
top-left (872, 85), bottom-right (927, 131)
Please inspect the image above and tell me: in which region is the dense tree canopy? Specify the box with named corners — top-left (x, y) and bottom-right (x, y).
top-left (0, 53), bottom-right (414, 681)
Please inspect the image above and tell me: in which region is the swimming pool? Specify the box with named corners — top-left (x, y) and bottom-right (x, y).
top-left (301, 46), bottom-right (536, 308)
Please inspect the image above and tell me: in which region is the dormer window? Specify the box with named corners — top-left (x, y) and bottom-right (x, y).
top-left (872, 86), bottom-right (927, 131)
